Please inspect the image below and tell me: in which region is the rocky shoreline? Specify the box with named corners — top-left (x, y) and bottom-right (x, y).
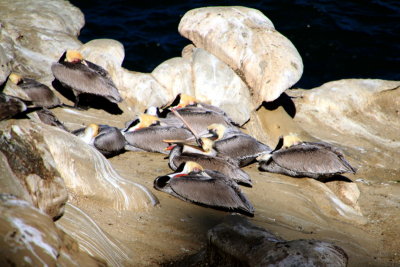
top-left (1, 1), bottom-right (399, 266)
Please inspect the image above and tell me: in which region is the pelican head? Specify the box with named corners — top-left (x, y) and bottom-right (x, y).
top-left (81, 123), bottom-right (99, 144)
top-left (282, 133), bottom-right (302, 148)
top-left (139, 114), bottom-right (159, 128)
top-left (207, 123), bottom-right (226, 140)
top-left (176, 93), bottom-right (197, 109)
top-left (182, 161), bottom-right (204, 173)
top-left (9, 73), bottom-right (22, 84)
top-left (256, 153), bottom-right (272, 162)
top-left (199, 137), bottom-right (214, 153)
top-left (66, 50), bottom-right (83, 63)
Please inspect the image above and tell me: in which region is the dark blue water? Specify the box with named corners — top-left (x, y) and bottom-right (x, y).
top-left (69, 0), bottom-right (399, 88)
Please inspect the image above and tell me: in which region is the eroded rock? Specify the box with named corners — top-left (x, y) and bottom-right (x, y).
top-left (179, 6), bottom-right (303, 105)
top-left (0, 194), bottom-right (106, 266)
top-left (0, 120), bottom-right (68, 220)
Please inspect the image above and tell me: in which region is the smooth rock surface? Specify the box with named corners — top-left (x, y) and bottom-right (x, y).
top-left (0, 194), bottom-right (105, 266)
top-left (179, 6), bottom-right (303, 105)
top-left (0, 120), bottom-right (68, 220)
top-left (203, 215), bottom-right (348, 266)
top-left (0, 0), bottom-right (83, 78)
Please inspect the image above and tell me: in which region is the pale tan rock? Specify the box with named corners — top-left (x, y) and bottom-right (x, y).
top-left (0, 0), bottom-right (83, 78)
top-left (0, 120), bottom-right (68, 220)
top-left (289, 79), bottom-right (400, 182)
top-left (192, 48), bottom-right (253, 125)
top-left (179, 6), bottom-right (303, 105)
top-left (0, 194), bottom-right (105, 266)
top-left (151, 57), bottom-right (194, 101)
top-left (181, 44), bottom-right (196, 59)
top-left (57, 203), bottom-right (131, 267)
top-left (0, 45), bottom-right (11, 84)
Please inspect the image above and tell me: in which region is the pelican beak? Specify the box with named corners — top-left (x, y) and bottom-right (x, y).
top-left (256, 153), bottom-right (272, 161)
top-left (162, 138), bottom-right (198, 146)
top-left (164, 144), bottom-right (176, 151)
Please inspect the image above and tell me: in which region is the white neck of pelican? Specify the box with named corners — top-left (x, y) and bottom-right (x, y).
top-left (81, 124), bottom-right (99, 144)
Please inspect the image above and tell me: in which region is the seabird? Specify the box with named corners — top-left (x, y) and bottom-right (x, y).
top-left (153, 161), bottom-right (254, 216)
top-left (0, 93), bottom-right (28, 121)
top-left (167, 144), bottom-right (252, 186)
top-left (51, 50), bottom-right (122, 107)
top-left (73, 123), bottom-right (126, 157)
top-left (257, 134), bottom-right (357, 179)
top-left (8, 73), bottom-right (61, 108)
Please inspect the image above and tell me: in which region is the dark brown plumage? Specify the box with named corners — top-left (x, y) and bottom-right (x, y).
top-left (51, 50), bottom-right (122, 107)
top-left (0, 93), bottom-right (28, 121)
top-left (153, 161), bottom-right (254, 216)
top-left (9, 73), bottom-right (61, 108)
top-left (258, 138), bottom-right (356, 179)
top-left (73, 124), bottom-right (126, 158)
top-left (167, 144), bottom-right (252, 187)
top-left (35, 108), bottom-right (69, 131)
top-left (123, 125), bottom-right (193, 154)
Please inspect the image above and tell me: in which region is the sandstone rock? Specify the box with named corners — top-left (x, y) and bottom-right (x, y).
top-left (0, 0), bottom-right (83, 78)
top-left (183, 215), bottom-right (348, 266)
top-left (179, 6), bottom-right (303, 105)
top-left (57, 203), bottom-right (131, 267)
top-left (0, 45), bottom-right (11, 84)
top-left (0, 194), bottom-right (106, 266)
top-left (289, 79), bottom-right (400, 182)
top-left (0, 120), bottom-right (68, 220)
top-left (192, 48), bottom-right (253, 125)
top-left (152, 56), bottom-right (194, 101)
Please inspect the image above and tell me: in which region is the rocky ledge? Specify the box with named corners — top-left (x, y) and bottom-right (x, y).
top-left (0, 1), bottom-right (399, 266)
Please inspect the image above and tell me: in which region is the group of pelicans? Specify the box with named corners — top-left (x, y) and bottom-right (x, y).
top-left (0, 50), bottom-right (356, 217)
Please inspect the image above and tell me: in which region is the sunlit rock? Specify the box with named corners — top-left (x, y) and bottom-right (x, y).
top-left (192, 48), bottom-right (253, 125)
top-left (0, 194), bottom-right (105, 266)
top-left (0, 120), bottom-right (68, 220)
top-left (0, 0), bottom-right (83, 78)
top-left (152, 57), bottom-right (194, 101)
top-left (289, 79), bottom-right (400, 182)
top-left (179, 6), bottom-right (303, 105)
top-left (0, 45), bottom-right (11, 84)
top-left (57, 203), bottom-right (131, 267)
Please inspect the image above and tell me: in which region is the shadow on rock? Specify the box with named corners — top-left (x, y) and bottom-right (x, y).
top-left (259, 92), bottom-right (297, 118)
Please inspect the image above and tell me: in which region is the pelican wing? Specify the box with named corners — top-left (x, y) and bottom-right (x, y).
top-left (94, 127), bottom-right (126, 153)
top-left (272, 144), bottom-right (355, 174)
top-left (169, 174), bottom-right (251, 212)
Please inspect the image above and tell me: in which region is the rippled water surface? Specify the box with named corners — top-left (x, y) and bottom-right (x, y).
top-left (69, 0), bottom-right (400, 88)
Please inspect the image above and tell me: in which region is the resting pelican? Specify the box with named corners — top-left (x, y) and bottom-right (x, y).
top-left (153, 161), bottom-right (254, 216)
top-left (73, 124), bottom-right (126, 157)
top-left (8, 73), bottom-right (61, 108)
top-left (257, 134), bottom-right (357, 179)
top-left (167, 144), bottom-right (252, 186)
top-left (204, 124), bottom-right (272, 167)
top-left (51, 50), bottom-right (122, 107)
top-left (0, 93), bottom-right (28, 121)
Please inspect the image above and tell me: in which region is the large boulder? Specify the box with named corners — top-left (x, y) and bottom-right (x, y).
top-left (179, 6), bottom-right (303, 105)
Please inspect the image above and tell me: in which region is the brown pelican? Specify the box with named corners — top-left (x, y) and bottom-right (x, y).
top-left (202, 123), bottom-right (272, 167)
top-left (153, 161), bottom-right (254, 216)
top-left (73, 123), bottom-right (126, 157)
top-left (0, 93), bottom-right (28, 121)
top-left (257, 134), bottom-right (357, 179)
top-left (8, 73), bottom-right (61, 108)
top-left (123, 114), bottom-right (161, 132)
top-left (167, 144), bottom-right (252, 187)
top-left (123, 124), bottom-right (194, 154)
top-left (51, 50), bottom-right (122, 107)
top-left (34, 108), bottom-right (69, 132)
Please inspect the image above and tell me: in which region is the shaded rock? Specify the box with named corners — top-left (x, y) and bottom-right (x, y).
top-left (0, 194), bottom-right (106, 266)
top-left (176, 215), bottom-right (348, 266)
top-left (0, 0), bottom-right (83, 78)
top-left (179, 6), bottom-right (303, 105)
top-left (0, 120), bottom-right (68, 220)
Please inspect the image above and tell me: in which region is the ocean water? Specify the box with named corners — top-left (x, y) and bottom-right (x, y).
top-left (69, 0), bottom-right (399, 88)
